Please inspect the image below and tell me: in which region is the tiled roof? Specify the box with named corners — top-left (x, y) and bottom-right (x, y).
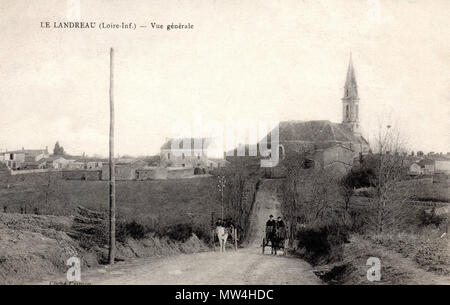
top-left (161, 138), bottom-right (212, 150)
top-left (262, 120), bottom-right (369, 145)
top-left (417, 158), bottom-right (435, 166)
top-left (5, 149), bottom-right (47, 156)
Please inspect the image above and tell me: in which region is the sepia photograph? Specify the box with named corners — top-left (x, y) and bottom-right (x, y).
top-left (0, 0), bottom-right (449, 301)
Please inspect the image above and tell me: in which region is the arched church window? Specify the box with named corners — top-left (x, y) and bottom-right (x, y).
top-left (346, 105), bottom-right (349, 119)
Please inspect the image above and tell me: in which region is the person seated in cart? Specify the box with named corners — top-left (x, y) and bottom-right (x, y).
top-left (265, 215), bottom-right (276, 240)
top-left (275, 216), bottom-right (286, 239)
top-left (276, 216), bottom-right (285, 229)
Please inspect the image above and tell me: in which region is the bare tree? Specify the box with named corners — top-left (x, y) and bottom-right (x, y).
top-left (281, 150), bottom-right (350, 240)
top-left (34, 169), bottom-right (60, 213)
top-left (370, 122), bottom-right (410, 233)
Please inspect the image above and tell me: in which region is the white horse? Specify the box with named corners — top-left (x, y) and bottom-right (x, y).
top-left (216, 226), bottom-right (229, 252)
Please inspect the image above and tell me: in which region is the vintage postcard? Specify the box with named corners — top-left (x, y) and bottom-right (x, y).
top-left (0, 0), bottom-right (449, 297)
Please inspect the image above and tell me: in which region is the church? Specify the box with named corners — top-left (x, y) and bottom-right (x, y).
top-left (228, 55), bottom-right (370, 173)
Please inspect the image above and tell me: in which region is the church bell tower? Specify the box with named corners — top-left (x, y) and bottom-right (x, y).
top-left (342, 53), bottom-right (360, 134)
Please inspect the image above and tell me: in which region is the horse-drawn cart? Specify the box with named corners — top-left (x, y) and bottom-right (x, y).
top-left (262, 224), bottom-right (288, 256)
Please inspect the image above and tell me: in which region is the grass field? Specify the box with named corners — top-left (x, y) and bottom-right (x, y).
top-left (0, 176), bottom-right (222, 237)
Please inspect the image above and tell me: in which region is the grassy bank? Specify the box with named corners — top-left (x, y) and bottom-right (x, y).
top-left (0, 212), bottom-right (210, 284)
top-left (0, 177), bottom-right (222, 241)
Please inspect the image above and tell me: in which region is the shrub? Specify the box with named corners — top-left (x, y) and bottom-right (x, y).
top-left (160, 223), bottom-right (195, 242)
top-left (418, 209), bottom-right (448, 228)
top-left (158, 223), bottom-right (211, 243)
top-left (116, 220), bottom-right (150, 242)
top-left (295, 223), bottom-right (349, 266)
top-left (343, 167), bottom-right (376, 189)
top-left (70, 206), bottom-right (108, 250)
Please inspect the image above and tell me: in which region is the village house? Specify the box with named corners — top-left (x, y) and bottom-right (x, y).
top-left (67, 161), bottom-right (85, 170)
top-left (417, 159), bottom-right (435, 175)
top-left (1, 148), bottom-right (49, 170)
top-left (408, 162), bottom-right (423, 176)
top-left (160, 138), bottom-right (212, 169)
top-left (86, 160), bottom-right (105, 170)
top-left (206, 158), bottom-right (230, 169)
top-left (101, 159), bottom-right (147, 180)
top-left (136, 167), bottom-right (168, 180)
top-left (44, 156), bottom-right (71, 169)
top-left (35, 153), bottom-right (104, 171)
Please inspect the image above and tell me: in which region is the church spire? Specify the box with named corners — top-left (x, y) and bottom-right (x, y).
top-left (342, 53), bottom-right (360, 134)
top-left (344, 52), bottom-right (358, 98)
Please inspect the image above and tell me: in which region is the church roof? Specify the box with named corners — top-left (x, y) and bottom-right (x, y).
top-left (264, 120), bottom-right (368, 145)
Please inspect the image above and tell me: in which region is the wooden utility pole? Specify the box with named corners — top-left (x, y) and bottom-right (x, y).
top-left (108, 47), bottom-right (116, 264)
top-left (234, 227), bottom-right (237, 251)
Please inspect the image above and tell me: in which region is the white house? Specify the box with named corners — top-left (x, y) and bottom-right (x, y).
top-left (44, 156), bottom-right (71, 169)
top-left (2, 148), bottom-right (49, 169)
top-left (409, 162), bottom-right (423, 176)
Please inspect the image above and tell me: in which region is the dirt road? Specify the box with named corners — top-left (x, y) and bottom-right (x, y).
top-left (77, 180), bottom-right (322, 285)
top-left (81, 247), bottom-right (321, 285)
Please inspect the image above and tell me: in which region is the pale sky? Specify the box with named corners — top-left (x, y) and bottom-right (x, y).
top-left (0, 0), bottom-right (449, 157)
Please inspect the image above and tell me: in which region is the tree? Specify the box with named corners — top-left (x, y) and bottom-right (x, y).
top-left (34, 169), bottom-right (61, 213)
top-left (370, 123), bottom-right (411, 234)
top-left (339, 173), bottom-right (355, 212)
top-left (53, 141), bottom-right (65, 155)
top-left (281, 150), bottom-right (350, 231)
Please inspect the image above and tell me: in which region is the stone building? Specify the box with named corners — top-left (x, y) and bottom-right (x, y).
top-left (160, 138), bottom-right (211, 168)
top-left (227, 54), bottom-right (370, 172)
top-left (101, 159), bottom-right (147, 180)
top-left (1, 148), bottom-right (49, 170)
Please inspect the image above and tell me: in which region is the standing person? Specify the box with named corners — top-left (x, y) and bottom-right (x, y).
top-left (225, 217), bottom-right (235, 230)
top-left (215, 217), bottom-right (223, 227)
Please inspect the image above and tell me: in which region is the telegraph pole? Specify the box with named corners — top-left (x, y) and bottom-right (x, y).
top-left (108, 47), bottom-right (116, 264)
